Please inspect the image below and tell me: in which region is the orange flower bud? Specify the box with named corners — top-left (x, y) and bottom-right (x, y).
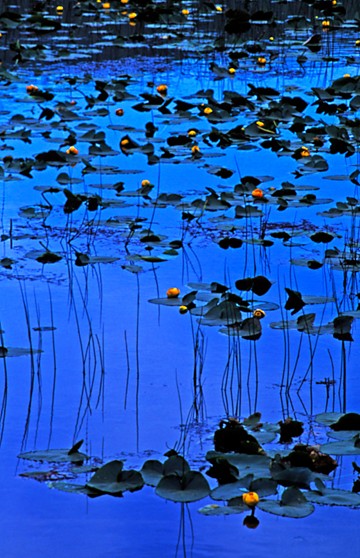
top-left (252, 188), bottom-right (264, 199)
top-left (166, 287), bottom-right (180, 298)
top-left (242, 492), bottom-right (260, 508)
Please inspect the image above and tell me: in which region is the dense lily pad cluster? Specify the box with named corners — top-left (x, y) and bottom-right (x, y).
top-left (17, 412), bottom-right (360, 523)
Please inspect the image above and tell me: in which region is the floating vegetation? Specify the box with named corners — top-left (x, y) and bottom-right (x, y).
top-left (0, 0), bottom-right (360, 553)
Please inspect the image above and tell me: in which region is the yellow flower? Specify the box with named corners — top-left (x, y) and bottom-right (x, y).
top-left (102, 2), bottom-right (111, 8)
top-left (253, 309), bottom-right (266, 319)
top-left (257, 57), bottom-right (266, 65)
top-left (182, 9), bottom-right (189, 15)
top-left (252, 188), bottom-right (264, 199)
top-left (300, 146), bottom-right (310, 157)
top-left (128, 12), bottom-right (137, 19)
top-left (141, 179), bottom-right (151, 187)
top-left (167, 287), bottom-right (180, 298)
top-left (228, 67), bottom-right (236, 75)
top-left (242, 492), bottom-right (260, 508)
top-left (269, 36), bottom-right (274, 41)
top-left (188, 129), bottom-right (197, 137)
top-left (356, 40), bottom-right (360, 47)
top-left (115, 108), bottom-right (124, 116)
top-left (215, 5), bottom-right (222, 12)
top-left (120, 138), bottom-right (130, 147)
top-left (343, 73), bottom-right (350, 78)
top-left (191, 145), bottom-right (200, 154)
top-left (56, 5), bottom-right (64, 13)
top-left (204, 107), bottom-right (213, 115)
top-left (26, 84), bottom-right (39, 94)
top-left (322, 20), bottom-right (330, 27)
top-left (120, 0), bottom-right (128, 3)
top-left (156, 84), bottom-right (168, 95)
top-left (66, 146), bottom-right (79, 155)
top-left (179, 306), bottom-right (188, 314)
top-left (256, 121), bottom-right (265, 127)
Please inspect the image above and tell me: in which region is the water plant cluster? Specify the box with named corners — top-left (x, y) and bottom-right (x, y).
top-left (0, 0), bottom-right (359, 551)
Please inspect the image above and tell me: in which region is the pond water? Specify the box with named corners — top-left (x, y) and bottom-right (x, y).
top-left (0, 1), bottom-right (360, 556)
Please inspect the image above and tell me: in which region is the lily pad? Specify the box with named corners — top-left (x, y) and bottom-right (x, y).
top-left (258, 487), bottom-right (314, 518)
top-left (18, 440), bottom-right (88, 464)
top-left (86, 460), bottom-right (144, 494)
top-left (156, 471), bottom-right (210, 503)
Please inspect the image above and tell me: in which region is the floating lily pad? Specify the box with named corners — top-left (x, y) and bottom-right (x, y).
top-left (258, 487), bottom-right (314, 518)
top-left (305, 479), bottom-right (360, 507)
top-left (198, 503), bottom-right (246, 516)
top-left (86, 460), bottom-right (144, 495)
top-left (18, 440), bottom-right (88, 464)
top-left (156, 471), bottom-right (210, 503)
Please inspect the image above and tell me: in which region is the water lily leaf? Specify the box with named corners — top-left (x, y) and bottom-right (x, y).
top-left (330, 413), bottom-right (360, 431)
top-left (211, 477), bottom-right (277, 501)
top-left (315, 412), bottom-right (345, 426)
top-left (327, 431), bottom-right (360, 441)
top-left (140, 460), bottom-right (164, 487)
top-left (48, 481), bottom-right (95, 495)
top-left (235, 275), bottom-right (272, 295)
top-left (163, 455), bottom-right (190, 477)
top-left (156, 471), bottom-right (210, 503)
top-left (320, 436), bottom-right (360, 456)
top-left (270, 459), bottom-right (316, 489)
top-left (86, 460), bottom-right (144, 494)
top-left (258, 487), bottom-right (314, 518)
top-left (206, 452), bottom-right (271, 479)
top-left (18, 441), bottom-right (88, 464)
top-left (148, 297), bottom-right (183, 307)
top-left (310, 232), bottom-right (335, 244)
top-left (306, 479), bottom-right (360, 507)
top-left (198, 503), bottom-right (246, 516)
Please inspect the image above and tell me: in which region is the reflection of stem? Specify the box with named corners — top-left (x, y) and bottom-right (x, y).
top-left (19, 280), bottom-right (36, 451)
top-left (0, 324), bottom-right (8, 446)
top-left (124, 330), bottom-right (130, 410)
top-left (47, 284), bottom-right (57, 447)
top-left (135, 273), bottom-right (140, 452)
top-left (175, 503), bottom-right (194, 558)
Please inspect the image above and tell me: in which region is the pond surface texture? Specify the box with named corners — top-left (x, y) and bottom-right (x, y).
top-left (0, 0), bottom-right (360, 556)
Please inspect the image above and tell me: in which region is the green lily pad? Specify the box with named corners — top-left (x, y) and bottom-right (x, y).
top-left (86, 460), bottom-right (144, 494)
top-left (206, 452), bottom-right (271, 479)
top-left (320, 436), bottom-right (360, 456)
top-left (305, 479), bottom-right (360, 507)
top-left (258, 487), bottom-right (314, 518)
top-left (156, 471), bottom-right (210, 503)
top-left (198, 503), bottom-right (246, 516)
top-left (18, 440), bottom-right (88, 464)
top-left (211, 476), bottom-right (277, 501)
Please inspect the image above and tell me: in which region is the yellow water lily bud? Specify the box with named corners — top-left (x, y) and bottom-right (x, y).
top-left (156, 84), bottom-right (168, 95)
top-left (204, 107), bottom-right (213, 115)
top-left (253, 309), bottom-right (266, 319)
top-left (242, 492), bottom-right (260, 508)
top-left (167, 287), bottom-right (180, 298)
top-left (66, 146), bottom-right (79, 155)
top-left (141, 179), bottom-right (151, 187)
top-left (252, 188), bottom-right (264, 199)
top-left (179, 306), bottom-right (188, 314)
